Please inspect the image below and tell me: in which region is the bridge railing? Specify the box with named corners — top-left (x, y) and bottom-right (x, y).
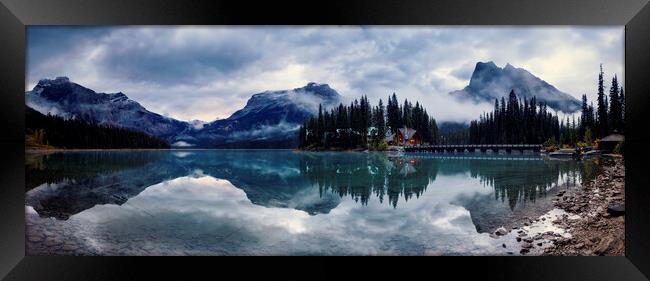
top-left (403, 144), bottom-right (542, 150)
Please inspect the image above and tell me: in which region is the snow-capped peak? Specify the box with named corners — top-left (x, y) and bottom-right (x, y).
top-left (37, 77), bottom-right (70, 87)
top-left (109, 92), bottom-right (129, 102)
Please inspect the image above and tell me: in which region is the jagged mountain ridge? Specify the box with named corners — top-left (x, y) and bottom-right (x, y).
top-left (27, 63), bottom-right (580, 148)
top-left (449, 61), bottom-right (581, 113)
top-left (188, 82), bottom-right (341, 148)
top-left (25, 77), bottom-right (191, 141)
top-left (25, 78), bottom-right (342, 148)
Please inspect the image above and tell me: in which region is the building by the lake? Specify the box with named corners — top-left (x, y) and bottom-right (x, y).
top-left (395, 127), bottom-right (422, 146)
top-left (598, 133), bottom-right (624, 153)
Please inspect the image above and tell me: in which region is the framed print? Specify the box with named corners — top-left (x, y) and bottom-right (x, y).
top-left (1, 0), bottom-right (649, 280)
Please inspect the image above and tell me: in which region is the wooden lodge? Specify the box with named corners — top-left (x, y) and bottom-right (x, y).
top-left (394, 127), bottom-right (422, 146)
top-left (598, 133), bottom-right (624, 153)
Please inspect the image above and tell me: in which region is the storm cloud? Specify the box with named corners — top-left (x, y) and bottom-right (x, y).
top-left (27, 26), bottom-right (623, 123)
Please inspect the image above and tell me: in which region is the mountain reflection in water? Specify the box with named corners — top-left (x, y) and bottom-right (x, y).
top-left (25, 150), bottom-right (597, 240)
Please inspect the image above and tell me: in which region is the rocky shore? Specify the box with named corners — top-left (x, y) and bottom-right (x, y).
top-left (542, 156), bottom-right (625, 255)
top-left (502, 156), bottom-right (624, 255)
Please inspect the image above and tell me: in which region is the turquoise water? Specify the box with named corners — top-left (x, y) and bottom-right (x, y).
top-left (25, 150), bottom-right (597, 255)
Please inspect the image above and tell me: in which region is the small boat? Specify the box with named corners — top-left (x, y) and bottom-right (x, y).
top-left (548, 149), bottom-right (577, 158)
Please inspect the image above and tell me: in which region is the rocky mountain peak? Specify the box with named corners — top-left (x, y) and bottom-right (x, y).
top-left (37, 76), bottom-right (71, 87)
top-left (452, 61), bottom-right (581, 113)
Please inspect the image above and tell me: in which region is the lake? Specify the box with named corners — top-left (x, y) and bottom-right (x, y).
top-left (25, 150), bottom-right (599, 255)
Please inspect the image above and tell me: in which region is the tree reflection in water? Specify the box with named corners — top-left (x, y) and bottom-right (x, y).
top-left (299, 153), bottom-right (437, 208)
top-left (300, 153), bottom-right (595, 210)
top-left (26, 151), bottom-right (597, 221)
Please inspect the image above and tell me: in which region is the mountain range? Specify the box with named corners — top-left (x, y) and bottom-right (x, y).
top-left (449, 61), bottom-right (581, 113)
top-left (25, 77), bottom-right (341, 148)
top-left (185, 82), bottom-right (341, 148)
top-left (26, 63), bottom-right (581, 148)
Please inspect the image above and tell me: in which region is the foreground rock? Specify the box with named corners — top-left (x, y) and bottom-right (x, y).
top-left (607, 203), bottom-right (625, 217)
top-left (543, 156), bottom-right (625, 256)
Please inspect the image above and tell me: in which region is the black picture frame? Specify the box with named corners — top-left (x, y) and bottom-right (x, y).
top-left (1, 0), bottom-right (649, 280)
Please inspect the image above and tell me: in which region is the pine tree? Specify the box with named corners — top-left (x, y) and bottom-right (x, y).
top-left (299, 93), bottom-right (438, 149)
top-left (580, 94), bottom-right (589, 139)
top-left (570, 115), bottom-right (578, 146)
top-left (26, 109), bottom-right (170, 149)
top-left (402, 99), bottom-right (412, 128)
top-left (609, 75), bottom-right (621, 133)
top-left (596, 64), bottom-right (608, 137)
top-left (317, 104), bottom-right (324, 146)
top-left (583, 127), bottom-right (593, 145)
top-left (468, 92), bottom-right (561, 145)
top-left (619, 86), bottom-right (625, 131)
top-left (375, 99), bottom-right (386, 141)
top-left (430, 118), bottom-right (438, 145)
top-left (386, 93), bottom-right (401, 133)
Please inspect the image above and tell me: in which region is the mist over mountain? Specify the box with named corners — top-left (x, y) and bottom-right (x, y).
top-left (25, 78), bottom-right (341, 148)
top-left (186, 82), bottom-right (342, 148)
top-left (25, 77), bottom-right (191, 142)
top-left (449, 62), bottom-right (581, 113)
top-left (26, 66), bottom-right (579, 148)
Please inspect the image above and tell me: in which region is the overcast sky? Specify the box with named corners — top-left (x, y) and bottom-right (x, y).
top-left (27, 26), bottom-right (623, 123)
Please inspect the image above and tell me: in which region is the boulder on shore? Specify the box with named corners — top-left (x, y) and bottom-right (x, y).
top-left (607, 203), bottom-right (625, 217)
top-left (494, 227), bottom-right (508, 236)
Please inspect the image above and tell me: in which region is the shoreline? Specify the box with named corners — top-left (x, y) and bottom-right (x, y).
top-left (543, 155), bottom-right (625, 255)
top-left (498, 155), bottom-right (625, 255)
top-left (25, 148), bottom-right (297, 153)
top-left (25, 147), bottom-right (387, 154)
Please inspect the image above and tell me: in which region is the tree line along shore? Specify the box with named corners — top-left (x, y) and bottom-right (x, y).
top-left (25, 65), bottom-right (623, 152)
top-left (299, 65), bottom-right (624, 152)
top-left (25, 106), bottom-right (169, 150)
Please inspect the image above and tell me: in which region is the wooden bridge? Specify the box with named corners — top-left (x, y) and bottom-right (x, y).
top-left (397, 154), bottom-right (544, 161)
top-left (403, 144), bottom-right (543, 153)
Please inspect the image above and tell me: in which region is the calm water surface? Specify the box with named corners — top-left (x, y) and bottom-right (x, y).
top-left (25, 150), bottom-right (598, 255)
